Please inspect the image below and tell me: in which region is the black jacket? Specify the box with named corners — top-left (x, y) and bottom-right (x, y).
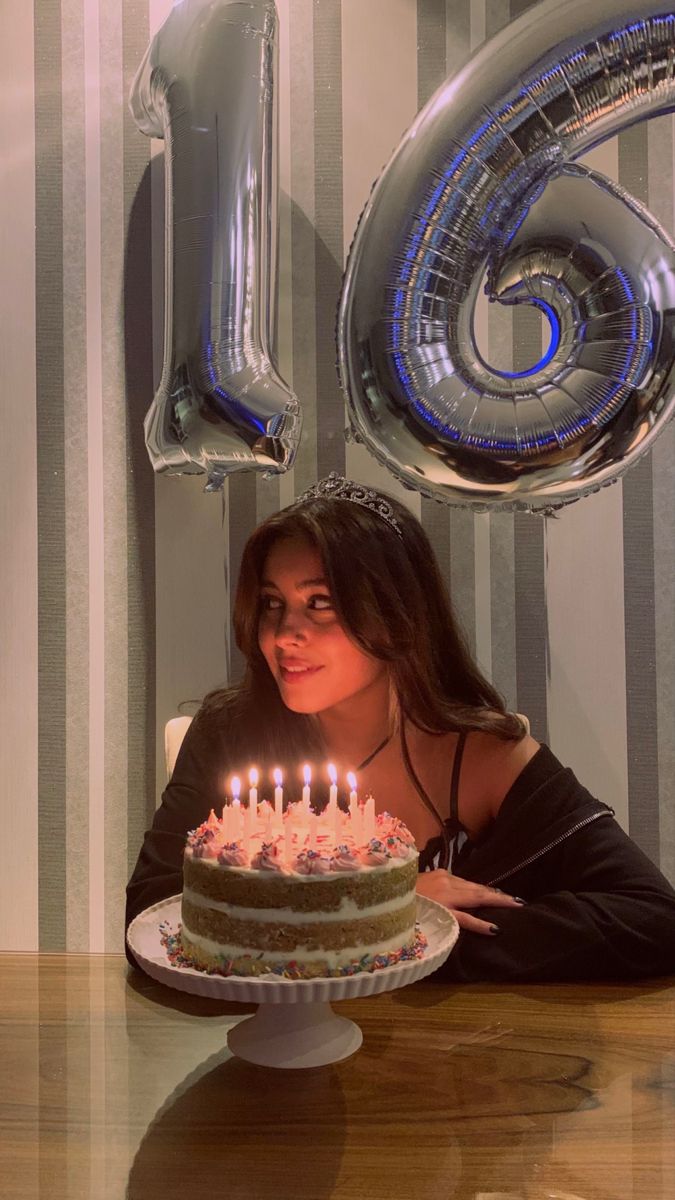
top-left (125, 720), bottom-right (675, 982)
top-left (444, 744), bottom-right (675, 981)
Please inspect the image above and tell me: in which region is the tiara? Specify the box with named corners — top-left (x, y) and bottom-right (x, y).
top-left (293, 473), bottom-right (404, 538)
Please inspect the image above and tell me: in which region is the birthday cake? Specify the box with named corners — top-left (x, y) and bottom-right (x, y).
top-left (174, 795), bottom-right (424, 979)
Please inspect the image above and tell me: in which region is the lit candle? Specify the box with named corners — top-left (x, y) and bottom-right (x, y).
top-left (309, 811), bottom-right (318, 852)
top-left (364, 794), bottom-right (376, 842)
top-left (328, 763), bottom-right (338, 807)
top-left (231, 776), bottom-right (241, 839)
top-left (334, 797), bottom-right (342, 846)
top-left (302, 764), bottom-right (311, 812)
top-left (248, 767), bottom-right (258, 821)
top-left (284, 820), bottom-right (293, 866)
top-left (328, 763), bottom-right (340, 846)
top-left (347, 771), bottom-right (358, 837)
top-left (274, 767), bottom-right (283, 821)
top-left (242, 800), bottom-right (252, 857)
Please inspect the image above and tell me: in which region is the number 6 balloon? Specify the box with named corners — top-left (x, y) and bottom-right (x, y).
top-left (130, 0), bottom-right (300, 491)
top-left (337, 0), bottom-right (675, 511)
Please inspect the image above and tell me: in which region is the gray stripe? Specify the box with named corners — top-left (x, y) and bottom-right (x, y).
top-left (100, 2), bottom-right (127, 953)
top-left (623, 455), bottom-right (660, 861)
top-left (229, 473), bottom-right (258, 681)
top-left (490, 513), bottom-right (517, 709)
top-left (290, 0), bottom-right (317, 494)
top-left (62, 0), bottom-right (90, 950)
top-left (449, 509), bottom-right (476, 656)
top-left (256, 474), bottom-right (281, 526)
top-left (651, 422), bottom-right (675, 881)
top-left (469, 0), bottom-right (486, 48)
top-left (514, 512), bottom-right (548, 743)
top-left (509, 0), bottom-right (538, 18)
top-left (122, 1), bottom-right (156, 869)
top-left (312, 0), bottom-right (344, 479)
top-left (35, 0), bottom-right (66, 951)
top-left (486, 0), bottom-right (511, 37)
top-left (445, 0), bottom-right (471, 77)
top-left (619, 124), bottom-right (660, 861)
top-left (417, 0), bottom-right (446, 107)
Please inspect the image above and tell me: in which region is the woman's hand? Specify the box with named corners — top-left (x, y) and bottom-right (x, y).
top-left (415, 870), bottom-right (524, 935)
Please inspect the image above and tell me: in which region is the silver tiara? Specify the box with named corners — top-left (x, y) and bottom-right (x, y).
top-left (293, 472), bottom-right (403, 538)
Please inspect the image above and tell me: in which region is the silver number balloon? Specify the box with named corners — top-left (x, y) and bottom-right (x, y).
top-left (337, 0), bottom-right (675, 511)
top-left (130, 0), bottom-right (300, 491)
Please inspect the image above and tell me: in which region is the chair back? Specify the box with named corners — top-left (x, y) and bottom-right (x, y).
top-left (165, 716), bottom-right (193, 779)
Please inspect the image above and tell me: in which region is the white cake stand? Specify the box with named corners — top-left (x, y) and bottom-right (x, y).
top-left (127, 895), bottom-right (459, 1069)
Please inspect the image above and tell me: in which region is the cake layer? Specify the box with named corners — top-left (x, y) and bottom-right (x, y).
top-left (184, 854), bottom-right (418, 910)
top-left (182, 895), bottom-right (417, 953)
top-left (180, 923), bottom-right (420, 975)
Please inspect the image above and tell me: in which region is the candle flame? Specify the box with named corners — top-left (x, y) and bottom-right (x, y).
top-left (303, 763), bottom-right (311, 785)
top-left (273, 767), bottom-right (283, 787)
top-left (231, 775), bottom-right (241, 800)
top-left (347, 771), bottom-right (357, 791)
top-left (328, 762), bottom-right (337, 785)
top-left (249, 767), bottom-right (259, 787)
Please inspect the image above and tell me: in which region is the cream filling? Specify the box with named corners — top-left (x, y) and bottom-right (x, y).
top-left (181, 921), bottom-right (416, 967)
top-left (183, 885), bottom-right (416, 924)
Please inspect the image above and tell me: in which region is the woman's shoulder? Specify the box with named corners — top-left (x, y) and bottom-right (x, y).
top-left (461, 727), bottom-right (541, 821)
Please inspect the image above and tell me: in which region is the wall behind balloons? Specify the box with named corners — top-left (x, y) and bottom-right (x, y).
top-left (2, 0), bottom-right (673, 952)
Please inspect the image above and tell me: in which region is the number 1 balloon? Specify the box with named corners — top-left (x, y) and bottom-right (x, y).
top-left (130, 0), bottom-right (300, 491)
top-left (337, 0), bottom-right (675, 511)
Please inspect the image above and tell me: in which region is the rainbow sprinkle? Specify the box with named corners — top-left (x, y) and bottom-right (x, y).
top-left (159, 921), bottom-right (428, 981)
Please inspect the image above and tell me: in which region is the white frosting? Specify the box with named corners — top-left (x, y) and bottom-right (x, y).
top-left (181, 921), bottom-right (416, 968)
top-left (183, 884), bottom-right (416, 924)
top-left (187, 850), bottom-right (409, 878)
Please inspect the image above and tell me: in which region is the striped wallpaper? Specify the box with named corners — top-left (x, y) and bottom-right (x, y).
top-left (2, 0), bottom-right (673, 952)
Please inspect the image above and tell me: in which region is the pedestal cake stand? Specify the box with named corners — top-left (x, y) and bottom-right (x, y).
top-left (127, 895), bottom-right (459, 1070)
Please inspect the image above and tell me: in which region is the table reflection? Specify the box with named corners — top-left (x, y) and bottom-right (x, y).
top-left (0, 954), bottom-right (673, 1200)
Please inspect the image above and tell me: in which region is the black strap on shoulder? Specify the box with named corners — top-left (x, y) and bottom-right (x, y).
top-left (400, 724), bottom-right (469, 872)
top-left (449, 731), bottom-right (467, 824)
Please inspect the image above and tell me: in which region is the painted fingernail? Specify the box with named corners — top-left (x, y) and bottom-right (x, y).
top-left (489, 924), bottom-right (500, 935)
top-left (513, 897), bottom-right (527, 905)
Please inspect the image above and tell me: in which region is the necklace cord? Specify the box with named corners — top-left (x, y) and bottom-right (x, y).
top-left (399, 721), bottom-right (451, 869)
top-left (356, 732), bottom-right (392, 772)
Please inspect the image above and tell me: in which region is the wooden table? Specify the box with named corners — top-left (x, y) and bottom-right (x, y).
top-left (1, 954), bottom-right (674, 1199)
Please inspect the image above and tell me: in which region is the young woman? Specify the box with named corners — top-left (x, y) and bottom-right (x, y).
top-left (126, 474), bottom-right (675, 981)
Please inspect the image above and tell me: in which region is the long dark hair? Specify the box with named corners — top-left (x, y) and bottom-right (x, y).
top-left (194, 484), bottom-right (525, 799)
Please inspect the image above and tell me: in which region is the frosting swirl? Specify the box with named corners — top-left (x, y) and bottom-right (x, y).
top-left (384, 834), bottom-right (412, 859)
top-left (250, 841), bottom-right (285, 872)
top-left (363, 837), bottom-right (392, 866)
top-left (294, 849), bottom-right (333, 876)
top-left (329, 843), bottom-right (361, 872)
top-left (217, 842), bottom-right (249, 867)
